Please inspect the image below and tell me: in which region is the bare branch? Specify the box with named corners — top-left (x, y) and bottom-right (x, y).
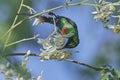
top-left (5, 34), bottom-right (39, 47)
top-left (65, 59), bottom-right (103, 71)
top-left (2, 53), bottom-right (103, 71)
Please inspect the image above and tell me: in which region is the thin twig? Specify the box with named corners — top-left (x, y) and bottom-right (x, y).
top-left (1, 0), bottom-right (98, 40)
top-left (2, 53), bottom-right (40, 57)
top-left (22, 4), bottom-right (37, 13)
top-left (2, 53), bottom-right (103, 71)
top-left (1, 18), bottom-right (28, 40)
top-left (65, 59), bottom-right (103, 71)
top-left (3, 0), bottom-right (24, 50)
top-left (5, 34), bottom-right (39, 47)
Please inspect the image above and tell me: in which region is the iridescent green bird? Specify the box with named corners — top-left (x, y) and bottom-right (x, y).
top-left (56, 17), bottom-right (79, 48)
top-left (47, 12), bottom-right (79, 48)
top-left (17, 12), bottom-right (79, 48)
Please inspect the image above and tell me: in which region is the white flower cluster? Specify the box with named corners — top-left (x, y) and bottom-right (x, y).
top-left (92, 0), bottom-right (120, 33)
top-left (37, 34), bottom-right (72, 61)
top-left (14, 50), bottom-right (31, 80)
top-left (31, 71), bottom-right (43, 80)
top-left (92, 0), bottom-right (120, 23)
top-left (0, 62), bottom-right (15, 80)
top-left (37, 71), bottom-right (43, 80)
top-left (0, 50), bottom-right (44, 80)
top-left (105, 24), bottom-right (120, 34)
top-left (21, 50), bottom-right (30, 68)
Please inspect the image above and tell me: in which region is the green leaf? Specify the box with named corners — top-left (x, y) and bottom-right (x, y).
top-left (100, 65), bottom-right (120, 80)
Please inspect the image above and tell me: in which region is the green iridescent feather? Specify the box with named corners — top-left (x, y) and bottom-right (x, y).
top-left (55, 16), bottom-right (79, 48)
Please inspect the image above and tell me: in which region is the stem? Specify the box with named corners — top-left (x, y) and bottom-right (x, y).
top-left (22, 4), bottom-right (37, 13)
top-left (1, 18), bottom-right (28, 40)
top-left (65, 59), bottom-right (103, 71)
top-left (28, 1), bottom-right (99, 19)
top-left (3, 0), bottom-right (24, 50)
top-left (2, 53), bottom-right (40, 57)
top-left (1, 0), bottom-right (98, 40)
top-left (69, 2), bottom-right (100, 7)
top-left (5, 34), bottom-right (39, 47)
top-left (3, 53), bottom-right (103, 71)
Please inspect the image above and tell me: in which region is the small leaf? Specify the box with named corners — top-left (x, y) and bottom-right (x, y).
top-left (100, 65), bottom-right (120, 80)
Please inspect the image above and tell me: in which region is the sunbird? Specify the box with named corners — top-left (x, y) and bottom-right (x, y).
top-left (18, 12), bottom-right (79, 48)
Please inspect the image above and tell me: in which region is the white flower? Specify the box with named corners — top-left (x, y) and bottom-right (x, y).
top-left (21, 50), bottom-right (30, 68)
top-left (37, 38), bottom-right (53, 49)
top-left (105, 25), bottom-right (115, 30)
top-left (0, 64), bottom-right (6, 70)
top-left (15, 77), bottom-right (24, 80)
top-left (37, 71), bottom-right (43, 80)
top-left (37, 33), bottom-right (66, 50)
top-left (93, 12), bottom-right (110, 23)
top-left (105, 24), bottom-right (120, 34)
top-left (92, 0), bottom-right (119, 23)
top-left (33, 18), bottom-right (40, 26)
top-left (40, 46), bottom-right (71, 61)
top-left (38, 35), bottom-right (72, 61)
top-left (26, 50), bottom-right (31, 56)
top-left (37, 76), bottom-right (43, 80)
top-left (4, 69), bottom-right (15, 76)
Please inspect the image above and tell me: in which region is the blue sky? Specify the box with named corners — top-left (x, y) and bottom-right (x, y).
top-left (1, 0), bottom-right (120, 80)
top-left (14, 0), bottom-right (113, 80)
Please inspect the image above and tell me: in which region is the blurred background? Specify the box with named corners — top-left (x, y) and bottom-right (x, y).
top-left (0, 0), bottom-right (120, 80)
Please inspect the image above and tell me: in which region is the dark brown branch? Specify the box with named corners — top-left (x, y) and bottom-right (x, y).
top-left (65, 59), bottom-right (103, 71)
top-left (2, 53), bottom-right (103, 71)
top-left (2, 53), bottom-right (40, 57)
